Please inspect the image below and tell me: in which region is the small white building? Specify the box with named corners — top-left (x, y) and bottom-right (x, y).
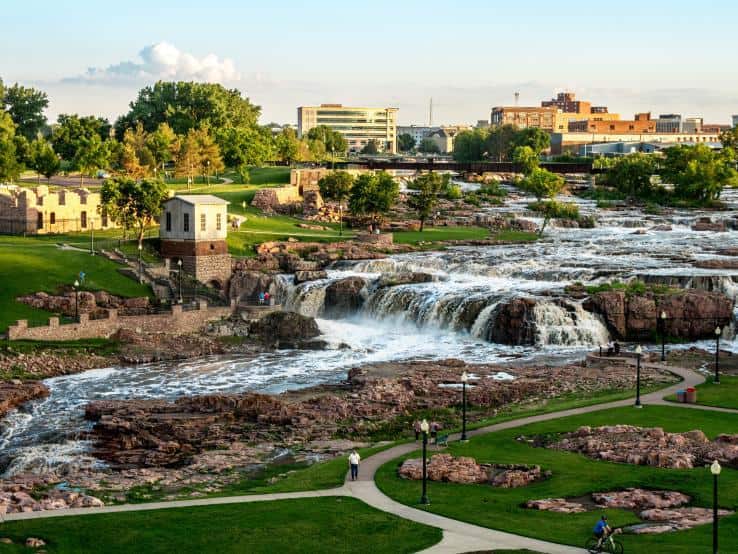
top-left (159, 195), bottom-right (231, 288)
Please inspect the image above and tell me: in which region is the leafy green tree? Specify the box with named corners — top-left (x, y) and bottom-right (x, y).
top-left (511, 127), bottom-right (551, 155)
top-left (28, 138), bottom-right (60, 183)
top-left (518, 168), bottom-right (565, 201)
top-left (216, 125), bottom-right (274, 169)
top-left (308, 138), bottom-right (327, 162)
top-left (3, 84), bottom-right (49, 140)
top-left (599, 153), bottom-right (657, 197)
top-left (307, 125), bottom-right (347, 154)
top-left (0, 112), bottom-right (21, 182)
top-left (406, 172), bottom-right (447, 231)
top-left (348, 171), bottom-right (399, 228)
top-left (194, 126), bottom-right (224, 180)
top-left (114, 81), bottom-right (260, 137)
top-left (101, 177), bottom-right (169, 247)
top-left (51, 114), bottom-right (111, 162)
top-left (719, 127), bottom-right (738, 154)
top-left (74, 133), bottom-right (113, 184)
top-left (397, 133), bottom-right (416, 152)
top-left (145, 122), bottom-right (177, 169)
top-left (452, 129), bottom-right (487, 161)
top-left (173, 130), bottom-right (202, 185)
top-left (318, 171), bottom-right (355, 235)
top-left (418, 138), bottom-right (441, 154)
top-left (275, 127), bottom-right (301, 164)
top-left (661, 144), bottom-right (738, 202)
top-left (512, 145), bottom-right (539, 175)
top-left (360, 140), bottom-right (380, 155)
top-left (485, 124), bottom-right (517, 161)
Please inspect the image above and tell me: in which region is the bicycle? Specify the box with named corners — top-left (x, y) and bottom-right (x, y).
top-left (585, 528), bottom-right (624, 554)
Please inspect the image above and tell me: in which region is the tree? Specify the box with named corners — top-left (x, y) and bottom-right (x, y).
top-left (306, 125), bottom-right (347, 154)
top-left (512, 145), bottom-right (539, 175)
top-left (101, 177), bottom-right (169, 247)
top-left (318, 171), bottom-right (355, 235)
top-left (719, 127), bottom-right (738, 154)
top-left (173, 130), bottom-right (202, 186)
top-left (452, 129), bottom-right (487, 161)
top-left (361, 140), bottom-right (380, 155)
top-left (511, 127), bottom-right (551, 155)
top-left (308, 138), bottom-right (327, 162)
top-left (398, 133), bottom-right (416, 152)
top-left (145, 122), bottom-right (177, 169)
top-left (661, 144), bottom-right (738, 203)
top-left (28, 138), bottom-right (60, 183)
top-left (3, 84), bottom-right (49, 140)
top-left (74, 133), bottom-right (112, 184)
top-left (193, 126), bottom-right (224, 181)
top-left (51, 114), bottom-right (111, 162)
top-left (518, 168), bottom-right (565, 201)
top-left (406, 172), bottom-right (447, 231)
top-left (275, 127), bottom-right (301, 165)
top-left (600, 153), bottom-right (657, 197)
top-left (120, 123), bottom-right (155, 178)
top-left (0, 112), bottom-right (21, 182)
top-left (485, 124), bottom-right (517, 161)
top-left (418, 138), bottom-right (441, 154)
top-left (348, 171), bottom-right (399, 228)
top-left (216, 125), bottom-right (274, 169)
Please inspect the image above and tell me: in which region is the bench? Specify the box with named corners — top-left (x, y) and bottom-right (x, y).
top-left (435, 434), bottom-right (449, 448)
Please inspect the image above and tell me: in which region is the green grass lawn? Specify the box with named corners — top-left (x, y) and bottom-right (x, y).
top-left (0, 497), bottom-right (441, 554)
top-left (0, 236), bottom-right (150, 332)
top-left (376, 405), bottom-right (738, 554)
top-left (665, 374), bottom-right (738, 410)
top-left (393, 227), bottom-right (538, 245)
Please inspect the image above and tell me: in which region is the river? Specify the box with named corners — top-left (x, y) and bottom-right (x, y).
top-left (2, 187), bottom-right (738, 476)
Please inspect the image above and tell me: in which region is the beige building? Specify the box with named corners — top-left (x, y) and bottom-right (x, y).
top-left (490, 106), bottom-right (559, 131)
top-left (159, 195), bottom-right (231, 287)
top-left (297, 104), bottom-right (399, 153)
top-left (551, 131), bottom-right (721, 155)
top-left (426, 126), bottom-right (471, 154)
top-left (0, 185), bottom-right (116, 235)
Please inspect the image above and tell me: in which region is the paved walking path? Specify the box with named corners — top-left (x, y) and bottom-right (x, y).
top-left (4, 359), bottom-right (734, 554)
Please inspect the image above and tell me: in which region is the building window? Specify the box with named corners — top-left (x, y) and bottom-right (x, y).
top-left (216, 213), bottom-right (222, 231)
top-left (183, 213), bottom-right (190, 232)
top-left (37, 212), bottom-right (43, 229)
top-left (50, 212), bottom-right (56, 225)
top-left (80, 211), bottom-right (87, 228)
top-left (166, 211), bottom-right (172, 232)
top-left (200, 213), bottom-right (206, 231)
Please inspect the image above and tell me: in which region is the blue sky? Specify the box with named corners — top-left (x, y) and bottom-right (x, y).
top-left (2, 0), bottom-right (737, 125)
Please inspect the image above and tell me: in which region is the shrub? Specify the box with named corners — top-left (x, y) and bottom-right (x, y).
top-left (528, 200), bottom-right (580, 220)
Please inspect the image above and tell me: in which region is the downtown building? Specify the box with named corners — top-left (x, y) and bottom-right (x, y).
top-left (297, 104), bottom-right (399, 153)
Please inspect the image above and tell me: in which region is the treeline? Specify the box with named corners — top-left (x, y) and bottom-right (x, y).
top-left (452, 125), bottom-right (551, 162)
top-left (0, 78), bottom-right (350, 183)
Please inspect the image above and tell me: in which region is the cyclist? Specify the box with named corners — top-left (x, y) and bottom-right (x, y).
top-left (593, 515), bottom-right (612, 547)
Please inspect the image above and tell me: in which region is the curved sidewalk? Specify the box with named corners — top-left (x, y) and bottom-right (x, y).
top-left (3, 361), bottom-right (732, 554)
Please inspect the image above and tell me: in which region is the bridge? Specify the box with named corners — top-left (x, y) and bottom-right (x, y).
top-left (335, 159), bottom-right (602, 174)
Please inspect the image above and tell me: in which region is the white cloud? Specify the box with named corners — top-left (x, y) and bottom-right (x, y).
top-left (65, 42), bottom-right (240, 84)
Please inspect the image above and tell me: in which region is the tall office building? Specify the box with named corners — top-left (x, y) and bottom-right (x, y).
top-left (297, 104), bottom-right (399, 153)
top-left (732, 115), bottom-right (738, 128)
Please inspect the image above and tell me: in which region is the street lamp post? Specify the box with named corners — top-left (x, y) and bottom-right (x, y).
top-left (712, 460), bottom-right (721, 554)
top-left (635, 345), bottom-right (643, 408)
top-left (206, 160), bottom-right (211, 187)
top-left (90, 218), bottom-right (95, 256)
top-left (659, 311), bottom-right (667, 362)
top-left (420, 419), bottom-right (430, 505)
top-left (715, 326), bottom-right (722, 384)
top-left (73, 279), bottom-right (79, 322)
top-left (138, 243), bottom-right (143, 283)
top-left (460, 371), bottom-right (469, 441)
top-left (177, 259), bottom-right (183, 304)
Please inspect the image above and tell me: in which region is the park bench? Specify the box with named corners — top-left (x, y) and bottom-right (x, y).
top-left (435, 434), bottom-right (449, 448)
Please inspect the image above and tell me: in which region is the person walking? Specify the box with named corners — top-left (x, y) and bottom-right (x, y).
top-left (348, 450), bottom-right (361, 481)
top-left (413, 420), bottom-right (421, 440)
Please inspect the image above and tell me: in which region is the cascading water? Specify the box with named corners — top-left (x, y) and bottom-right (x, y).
top-left (532, 302), bottom-right (610, 347)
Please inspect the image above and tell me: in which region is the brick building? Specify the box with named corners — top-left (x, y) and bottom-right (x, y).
top-left (0, 185), bottom-right (116, 235)
top-left (541, 92), bottom-right (608, 115)
top-left (568, 113), bottom-right (657, 134)
top-left (159, 195), bottom-right (230, 288)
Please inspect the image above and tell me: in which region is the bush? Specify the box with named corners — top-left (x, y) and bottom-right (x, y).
top-left (528, 200), bottom-right (580, 220)
top-left (446, 184), bottom-right (463, 200)
top-left (478, 182), bottom-right (507, 197)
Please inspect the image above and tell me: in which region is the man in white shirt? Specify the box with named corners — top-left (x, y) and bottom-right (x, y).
top-left (348, 451), bottom-right (361, 481)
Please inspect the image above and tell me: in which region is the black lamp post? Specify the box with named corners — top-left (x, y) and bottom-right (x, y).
top-left (460, 371), bottom-right (469, 441)
top-left (659, 310), bottom-right (667, 362)
top-left (420, 418), bottom-right (430, 505)
top-left (635, 345), bottom-right (643, 408)
top-left (177, 259), bottom-right (183, 304)
top-left (73, 279), bottom-right (79, 322)
top-left (715, 326), bottom-right (722, 384)
top-left (90, 217), bottom-right (95, 256)
top-left (138, 243), bottom-right (143, 283)
top-left (712, 459), bottom-right (721, 554)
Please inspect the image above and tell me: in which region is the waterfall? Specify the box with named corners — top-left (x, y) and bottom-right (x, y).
top-left (533, 302), bottom-right (610, 347)
top-left (274, 275), bottom-right (327, 317)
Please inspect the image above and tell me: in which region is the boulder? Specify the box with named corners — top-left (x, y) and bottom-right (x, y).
top-left (294, 270), bottom-right (328, 284)
top-left (228, 271), bottom-right (275, 303)
top-left (376, 272), bottom-right (436, 288)
top-left (324, 277), bottom-right (367, 318)
top-left (250, 312), bottom-right (321, 343)
top-left (486, 297), bottom-right (537, 345)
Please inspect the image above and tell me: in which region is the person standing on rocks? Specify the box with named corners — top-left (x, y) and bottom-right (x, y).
top-left (258, 292), bottom-right (265, 305)
top-left (349, 450), bottom-right (361, 481)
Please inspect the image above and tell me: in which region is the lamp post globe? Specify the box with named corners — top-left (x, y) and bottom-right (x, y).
top-left (715, 327), bottom-right (722, 385)
top-left (712, 460), bottom-right (721, 554)
top-left (460, 371), bottom-right (469, 441)
top-left (138, 243), bottom-right (143, 283)
top-left (420, 418), bottom-right (430, 505)
top-left (73, 280), bottom-right (80, 322)
top-left (659, 311), bottom-right (667, 362)
top-left (634, 344), bottom-right (643, 408)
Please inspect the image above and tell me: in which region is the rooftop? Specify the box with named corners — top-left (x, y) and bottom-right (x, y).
top-left (168, 195), bottom-right (229, 206)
